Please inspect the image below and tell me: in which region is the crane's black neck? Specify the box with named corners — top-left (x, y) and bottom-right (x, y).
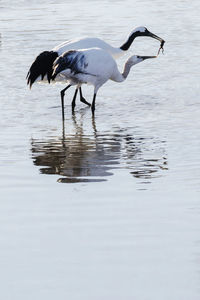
top-left (120, 31), bottom-right (142, 51)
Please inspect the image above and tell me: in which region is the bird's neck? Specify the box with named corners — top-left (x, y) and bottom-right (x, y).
top-left (111, 48), bottom-right (125, 59)
top-left (120, 32), bottom-right (139, 51)
top-left (111, 60), bottom-right (133, 83)
top-left (121, 60), bottom-right (133, 79)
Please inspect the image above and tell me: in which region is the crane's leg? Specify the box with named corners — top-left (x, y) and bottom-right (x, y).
top-left (91, 93), bottom-right (97, 115)
top-left (71, 88), bottom-right (78, 112)
top-left (79, 87), bottom-right (91, 106)
top-left (60, 84), bottom-right (71, 120)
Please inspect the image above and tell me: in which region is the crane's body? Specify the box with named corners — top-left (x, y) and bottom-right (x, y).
top-left (26, 27), bottom-right (164, 119)
top-left (53, 37), bottom-right (123, 59)
top-left (27, 27), bottom-right (164, 88)
top-left (53, 48), bottom-right (119, 90)
top-left (52, 47), bottom-right (156, 117)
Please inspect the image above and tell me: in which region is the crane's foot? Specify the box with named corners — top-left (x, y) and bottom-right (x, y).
top-left (91, 104), bottom-right (95, 115)
top-left (61, 97), bottom-right (65, 121)
top-left (91, 93), bottom-right (96, 115)
top-left (80, 96), bottom-right (91, 107)
top-left (61, 90), bottom-right (65, 99)
top-left (72, 102), bottom-right (76, 113)
top-left (71, 89), bottom-right (78, 112)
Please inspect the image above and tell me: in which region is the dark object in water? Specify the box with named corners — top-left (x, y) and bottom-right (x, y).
top-left (157, 40), bottom-right (165, 56)
top-left (26, 51), bottom-right (58, 88)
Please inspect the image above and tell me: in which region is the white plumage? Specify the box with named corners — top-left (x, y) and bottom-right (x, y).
top-left (27, 26), bottom-right (164, 84)
top-left (26, 27), bottom-right (164, 117)
top-left (53, 37), bottom-right (124, 60)
top-left (52, 26), bottom-right (162, 60)
top-left (52, 48), bottom-right (156, 118)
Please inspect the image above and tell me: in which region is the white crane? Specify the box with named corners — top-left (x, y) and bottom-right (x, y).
top-left (27, 27), bottom-right (164, 108)
top-left (51, 48), bottom-right (156, 118)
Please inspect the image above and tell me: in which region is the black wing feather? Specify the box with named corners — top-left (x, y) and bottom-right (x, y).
top-left (52, 50), bottom-right (88, 80)
top-left (27, 51), bottom-right (58, 88)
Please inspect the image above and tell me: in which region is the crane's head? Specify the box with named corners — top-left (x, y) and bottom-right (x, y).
top-left (128, 55), bottom-right (157, 66)
top-left (120, 27), bottom-right (165, 52)
top-left (131, 27), bottom-right (165, 44)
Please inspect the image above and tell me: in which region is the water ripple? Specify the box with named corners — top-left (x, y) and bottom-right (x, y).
top-left (31, 114), bottom-right (168, 184)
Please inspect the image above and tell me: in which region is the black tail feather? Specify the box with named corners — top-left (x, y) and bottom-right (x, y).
top-left (51, 56), bottom-right (66, 81)
top-left (27, 51), bottom-right (58, 88)
top-left (51, 72), bottom-right (57, 81)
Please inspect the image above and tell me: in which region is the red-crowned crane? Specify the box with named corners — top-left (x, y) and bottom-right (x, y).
top-left (51, 48), bottom-right (156, 118)
top-left (27, 27), bottom-right (164, 111)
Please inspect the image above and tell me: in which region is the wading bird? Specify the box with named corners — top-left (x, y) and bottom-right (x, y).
top-left (27, 27), bottom-right (164, 108)
top-left (51, 48), bottom-right (156, 118)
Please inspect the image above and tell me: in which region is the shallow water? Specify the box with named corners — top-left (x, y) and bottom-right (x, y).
top-left (0, 1), bottom-right (200, 299)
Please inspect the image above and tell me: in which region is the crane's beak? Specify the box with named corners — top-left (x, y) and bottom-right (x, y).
top-left (139, 55), bottom-right (157, 60)
top-left (146, 30), bottom-right (165, 44)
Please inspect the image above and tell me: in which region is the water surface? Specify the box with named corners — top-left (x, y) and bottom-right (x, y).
top-left (0, 1), bottom-right (200, 299)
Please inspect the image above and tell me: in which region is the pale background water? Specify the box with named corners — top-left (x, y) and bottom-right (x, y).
top-left (0, 0), bottom-right (200, 299)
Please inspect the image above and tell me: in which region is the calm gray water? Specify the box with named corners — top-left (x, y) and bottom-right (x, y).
top-left (0, 1), bottom-right (200, 299)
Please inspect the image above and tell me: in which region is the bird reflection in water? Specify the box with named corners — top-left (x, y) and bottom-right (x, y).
top-left (123, 135), bottom-right (168, 181)
top-left (31, 114), bottom-right (121, 183)
top-left (31, 113), bottom-right (168, 184)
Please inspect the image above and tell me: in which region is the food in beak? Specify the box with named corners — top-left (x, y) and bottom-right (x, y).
top-left (157, 40), bottom-right (165, 56)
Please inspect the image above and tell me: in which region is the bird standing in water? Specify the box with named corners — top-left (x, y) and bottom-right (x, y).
top-left (51, 48), bottom-right (156, 118)
top-left (27, 27), bottom-right (164, 109)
